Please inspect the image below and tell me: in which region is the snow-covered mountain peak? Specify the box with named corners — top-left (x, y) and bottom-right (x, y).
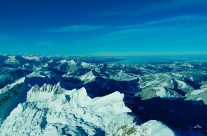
top-left (0, 84), bottom-right (134, 135)
top-left (79, 71), bottom-right (96, 83)
top-left (22, 55), bottom-right (40, 61)
top-left (4, 56), bottom-right (20, 65)
top-left (59, 59), bottom-right (77, 65)
top-left (0, 83), bottom-right (174, 136)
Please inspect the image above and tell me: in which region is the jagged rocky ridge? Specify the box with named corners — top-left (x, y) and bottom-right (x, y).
top-left (0, 55), bottom-right (207, 135)
top-left (0, 82), bottom-right (174, 136)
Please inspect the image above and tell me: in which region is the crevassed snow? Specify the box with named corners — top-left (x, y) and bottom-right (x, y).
top-left (0, 83), bottom-right (175, 136)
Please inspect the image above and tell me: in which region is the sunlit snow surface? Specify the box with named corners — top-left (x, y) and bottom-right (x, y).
top-left (0, 84), bottom-right (174, 136)
top-left (0, 55), bottom-right (207, 135)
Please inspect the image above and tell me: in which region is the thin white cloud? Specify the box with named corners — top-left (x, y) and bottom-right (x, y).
top-left (43, 15), bottom-right (207, 34)
top-left (44, 25), bottom-right (108, 32)
top-left (38, 15), bottom-right (207, 56)
top-left (76, 16), bottom-right (207, 54)
top-left (118, 15), bottom-right (207, 29)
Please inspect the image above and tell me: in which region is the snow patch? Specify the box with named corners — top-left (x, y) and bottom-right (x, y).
top-left (79, 71), bottom-right (96, 83)
top-left (140, 120), bottom-right (175, 136)
top-left (4, 56), bottom-right (20, 65)
top-left (191, 89), bottom-right (207, 95)
top-left (22, 56), bottom-right (40, 61)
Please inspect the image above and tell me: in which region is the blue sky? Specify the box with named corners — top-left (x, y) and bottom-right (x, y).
top-left (0, 0), bottom-right (207, 56)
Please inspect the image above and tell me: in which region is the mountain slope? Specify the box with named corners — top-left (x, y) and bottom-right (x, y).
top-left (0, 83), bottom-right (174, 136)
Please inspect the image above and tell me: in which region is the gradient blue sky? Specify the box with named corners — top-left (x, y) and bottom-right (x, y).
top-left (0, 0), bottom-right (207, 55)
